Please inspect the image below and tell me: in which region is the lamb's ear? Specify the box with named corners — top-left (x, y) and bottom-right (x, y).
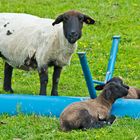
top-left (123, 84), bottom-right (129, 89)
top-left (95, 84), bottom-right (105, 90)
top-left (83, 15), bottom-right (95, 24)
top-left (52, 14), bottom-right (63, 26)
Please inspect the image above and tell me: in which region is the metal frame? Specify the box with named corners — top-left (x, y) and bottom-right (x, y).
top-left (1, 35), bottom-right (140, 119)
top-left (78, 36), bottom-right (120, 99)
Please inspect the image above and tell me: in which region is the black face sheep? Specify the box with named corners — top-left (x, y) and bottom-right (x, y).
top-left (60, 79), bottom-right (129, 131)
top-left (95, 77), bottom-right (140, 99)
top-left (0, 10), bottom-right (95, 95)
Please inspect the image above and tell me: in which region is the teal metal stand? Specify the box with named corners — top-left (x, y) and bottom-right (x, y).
top-left (78, 52), bottom-right (97, 99)
top-left (78, 36), bottom-right (120, 98)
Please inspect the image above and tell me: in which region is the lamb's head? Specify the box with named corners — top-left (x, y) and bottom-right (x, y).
top-left (95, 77), bottom-right (129, 91)
top-left (99, 78), bottom-right (129, 102)
top-left (52, 10), bottom-right (95, 44)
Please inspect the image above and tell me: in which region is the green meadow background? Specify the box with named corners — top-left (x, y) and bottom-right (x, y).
top-left (0, 0), bottom-right (140, 139)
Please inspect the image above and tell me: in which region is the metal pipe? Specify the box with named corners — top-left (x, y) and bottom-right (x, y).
top-left (0, 94), bottom-right (140, 118)
top-left (92, 80), bottom-right (105, 85)
top-left (105, 36), bottom-right (120, 82)
top-left (77, 52), bottom-right (97, 98)
top-left (0, 94), bottom-right (88, 117)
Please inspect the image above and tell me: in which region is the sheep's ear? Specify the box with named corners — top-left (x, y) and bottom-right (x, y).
top-left (52, 14), bottom-right (63, 26)
top-left (83, 15), bottom-right (95, 24)
top-left (95, 84), bottom-right (105, 90)
top-left (123, 84), bottom-right (129, 89)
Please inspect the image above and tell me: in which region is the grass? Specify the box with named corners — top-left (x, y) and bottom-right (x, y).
top-left (0, 0), bottom-right (140, 139)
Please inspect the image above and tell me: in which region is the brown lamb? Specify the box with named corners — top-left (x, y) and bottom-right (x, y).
top-left (60, 78), bottom-right (129, 131)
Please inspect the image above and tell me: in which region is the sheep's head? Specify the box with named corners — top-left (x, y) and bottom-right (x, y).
top-left (97, 77), bottom-right (129, 101)
top-left (102, 82), bottom-right (129, 101)
top-left (95, 77), bottom-right (129, 91)
top-left (52, 10), bottom-right (95, 44)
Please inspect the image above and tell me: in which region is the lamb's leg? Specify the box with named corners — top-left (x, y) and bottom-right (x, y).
top-left (51, 66), bottom-right (62, 96)
top-left (38, 66), bottom-right (48, 95)
top-left (3, 62), bottom-right (14, 93)
top-left (90, 120), bottom-right (110, 129)
top-left (79, 111), bottom-right (98, 130)
top-left (96, 115), bottom-right (116, 128)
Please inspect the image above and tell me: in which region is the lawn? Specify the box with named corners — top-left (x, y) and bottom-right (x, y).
top-left (0, 0), bottom-right (140, 139)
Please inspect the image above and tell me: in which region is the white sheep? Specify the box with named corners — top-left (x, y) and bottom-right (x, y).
top-left (0, 10), bottom-right (95, 95)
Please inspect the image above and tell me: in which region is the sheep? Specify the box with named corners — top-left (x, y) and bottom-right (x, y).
top-left (95, 77), bottom-right (140, 99)
top-left (124, 87), bottom-right (140, 99)
top-left (0, 10), bottom-right (95, 95)
top-left (60, 77), bottom-right (129, 131)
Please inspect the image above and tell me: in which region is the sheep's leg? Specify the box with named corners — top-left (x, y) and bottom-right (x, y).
top-left (3, 62), bottom-right (14, 93)
top-left (95, 115), bottom-right (116, 128)
top-left (38, 66), bottom-right (48, 95)
top-left (51, 66), bottom-right (62, 96)
top-left (90, 120), bottom-right (109, 129)
top-left (79, 110), bottom-right (98, 130)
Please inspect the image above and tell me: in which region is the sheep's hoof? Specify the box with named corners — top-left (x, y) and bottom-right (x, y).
top-left (51, 90), bottom-right (58, 96)
top-left (107, 115), bottom-right (116, 124)
top-left (4, 88), bottom-right (14, 93)
top-left (39, 93), bottom-right (47, 96)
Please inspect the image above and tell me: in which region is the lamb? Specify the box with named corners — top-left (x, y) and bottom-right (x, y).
top-left (60, 77), bottom-right (129, 131)
top-left (0, 10), bottom-right (95, 95)
top-left (124, 87), bottom-right (140, 99)
top-left (95, 77), bottom-right (140, 99)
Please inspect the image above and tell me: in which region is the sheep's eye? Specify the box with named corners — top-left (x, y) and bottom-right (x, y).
top-left (78, 16), bottom-right (84, 22)
top-left (63, 16), bottom-right (69, 22)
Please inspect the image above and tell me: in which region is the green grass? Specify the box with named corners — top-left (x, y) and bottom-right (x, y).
top-left (0, 0), bottom-right (140, 139)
